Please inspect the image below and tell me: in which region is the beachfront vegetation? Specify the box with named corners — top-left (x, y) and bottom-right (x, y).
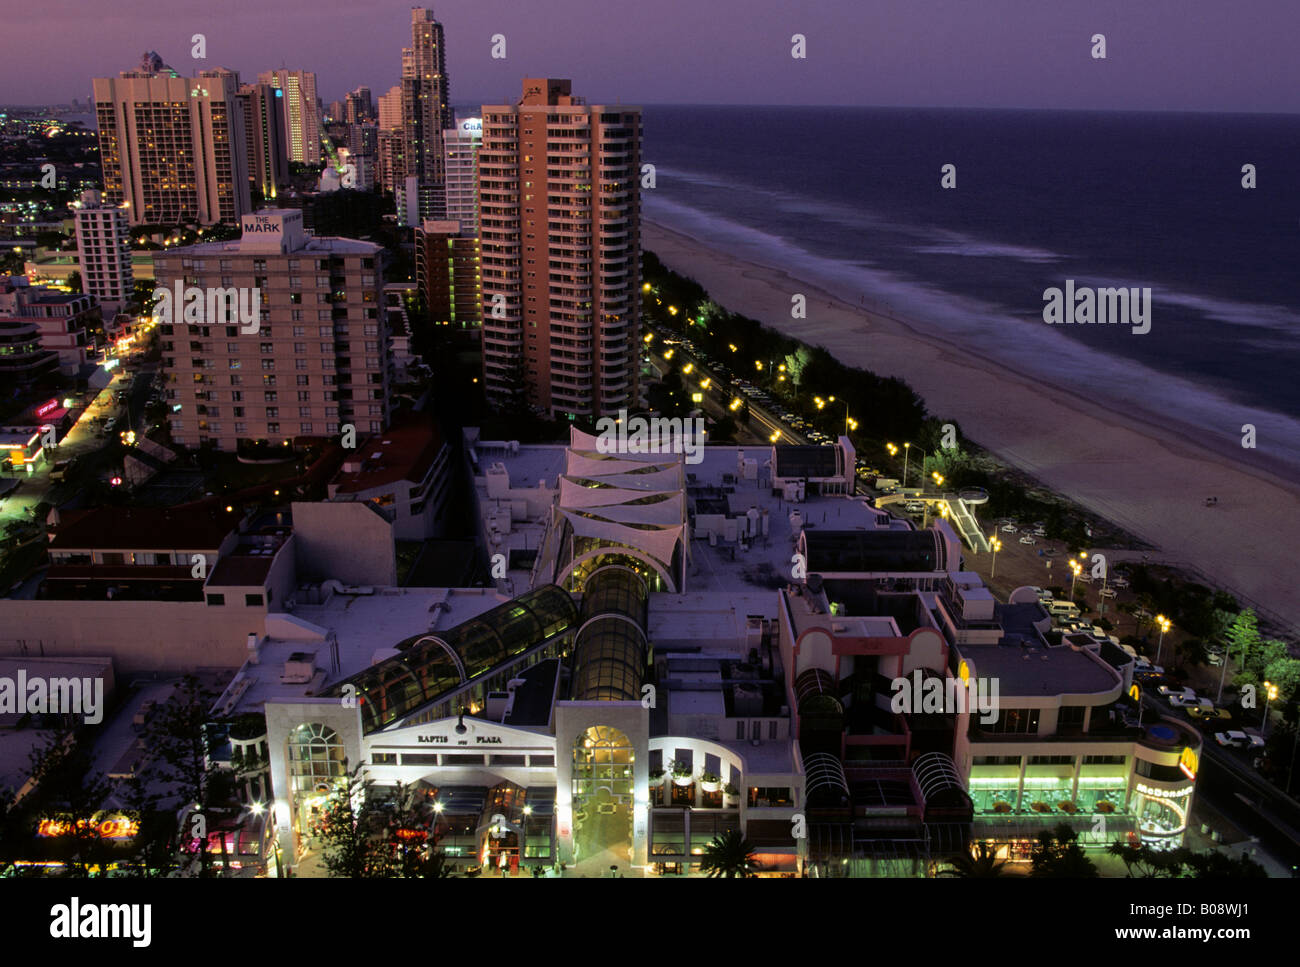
top-left (641, 250), bottom-right (928, 442)
top-left (638, 252), bottom-right (1130, 552)
top-left (1107, 840), bottom-right (1267, 878)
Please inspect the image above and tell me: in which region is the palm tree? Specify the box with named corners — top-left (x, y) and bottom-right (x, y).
top-left (700, 829), bottom-right (758, 878)
top-left (937, 841), bottom-right (1009, 878)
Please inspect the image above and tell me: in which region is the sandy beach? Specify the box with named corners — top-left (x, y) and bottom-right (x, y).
top-left (644, 219), bottom-right (1300, 632)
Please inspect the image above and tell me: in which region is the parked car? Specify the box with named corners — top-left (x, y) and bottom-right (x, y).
top-left (1171, 696), bottom-right (1214, 711)
top-left (1215, 730), bottom-right (1264, 749)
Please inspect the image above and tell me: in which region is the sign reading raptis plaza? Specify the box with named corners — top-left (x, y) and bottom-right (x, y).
top-left (889, 669), bottom-right (999, 724)
top-left (417, 734), bottom-right (503, 744)
top-left (594, 409), bottom-right (706, 465)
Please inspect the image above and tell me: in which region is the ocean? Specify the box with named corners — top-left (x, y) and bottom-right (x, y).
top-left (639, 106), bottom-right (1300, 475)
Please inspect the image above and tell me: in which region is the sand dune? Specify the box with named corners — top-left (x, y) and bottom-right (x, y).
top-left (644, 219), bottom-right (1300, 633)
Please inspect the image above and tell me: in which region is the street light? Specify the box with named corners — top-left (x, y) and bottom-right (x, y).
top-left (1155, 614), bottom-right (1171, 665)
top-left (903, 443), bottom-right (911, 488)
top-left (989, 535), bottom-right (1003, 579)
top-left (1262, 681), bottom-right (1278, 736)
top-left (1069, 559), bottom-right (1083, 599)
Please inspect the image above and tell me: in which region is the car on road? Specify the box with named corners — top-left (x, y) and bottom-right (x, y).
top-left (1188, 706), bottom-right (1232, 722)
top-left (904, 501), bottom-right (925, 513)
top-left (1019, 535), bottom-right (1036, 545)
top-left (1215, 730), bottom-right (1264, 749)
top-left (1133, 659), bottom-right (1165, 675)
top-left (1158, 685), bottom-right (1196, 700)
top-left (103, 418), bottom-right (118, 433)
top-left (1170, 696), bottom-right (1214, 711)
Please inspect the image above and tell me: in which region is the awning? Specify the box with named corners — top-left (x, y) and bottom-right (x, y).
top-left (751, 851), bottom-right (800, 873)
top-left (973, 814), bottom-right (1137, 845)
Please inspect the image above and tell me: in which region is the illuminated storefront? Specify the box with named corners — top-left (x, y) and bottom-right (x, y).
top-left (0, 427), bottom-right (45, 471)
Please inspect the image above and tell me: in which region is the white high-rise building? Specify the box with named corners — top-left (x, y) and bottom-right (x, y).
top-left (92, 69), bottom-right (251, 226)
top-left (73, 190), bottom-right (133, 316)
top-left (443, 117), bottom-right (481, 237)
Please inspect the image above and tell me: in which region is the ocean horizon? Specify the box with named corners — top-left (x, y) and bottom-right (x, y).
top-left (639, 105), bottom-right (1300, 478)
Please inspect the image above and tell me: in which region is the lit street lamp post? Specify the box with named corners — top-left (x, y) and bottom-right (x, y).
top-left (1154, 614), bottom-right (1171, 666)
top-left (1262, 681), bottom-right (1278, 737)
top-left (989, 535), bottom-right (1002, 579)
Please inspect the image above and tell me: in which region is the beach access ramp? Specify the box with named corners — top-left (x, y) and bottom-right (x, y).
top-left (943, 495), bottom-right (990, 553)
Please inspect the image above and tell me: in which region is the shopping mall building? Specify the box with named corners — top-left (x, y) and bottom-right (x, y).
top-left (228, 430), bottom-right (1201, 875)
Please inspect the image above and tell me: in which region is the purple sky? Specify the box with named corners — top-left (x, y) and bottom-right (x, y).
top-left (4, 0), bottom-right (1297, 112)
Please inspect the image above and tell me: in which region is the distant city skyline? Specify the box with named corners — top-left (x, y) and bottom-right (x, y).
top-left (3, 0), bottom-right (1297, 114)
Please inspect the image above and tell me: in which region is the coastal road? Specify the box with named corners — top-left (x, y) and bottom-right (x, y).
top-left (646, 337), bottom-right (811, 446)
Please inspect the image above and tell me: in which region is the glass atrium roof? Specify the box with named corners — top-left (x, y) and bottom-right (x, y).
top-left (330, 584), bottom-right (579, 734)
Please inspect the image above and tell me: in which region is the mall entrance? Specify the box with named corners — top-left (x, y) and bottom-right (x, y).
top-left (572, 725), bottom-right (634, 868)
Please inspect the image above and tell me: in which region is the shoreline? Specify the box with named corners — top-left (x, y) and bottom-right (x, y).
top-left (643, 217), bottom-right (1300, 631)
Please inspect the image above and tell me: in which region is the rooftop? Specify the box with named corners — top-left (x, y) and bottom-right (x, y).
top-left (225, 587), bottom-right (525, 713)
top-left (956, 638), bottom-right (1121, 699)
top-left (49, 504), bottom-right (240, 551)
top-left (331, 413), bottom-right (444, 495)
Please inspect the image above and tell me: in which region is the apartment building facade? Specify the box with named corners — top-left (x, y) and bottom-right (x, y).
top-left (73, 190), bottom-right (133, 315)
top-left (479, 79), bottom-right (642, 419)
top-left (93, 70), bottom-right (252, 226)
top-left (443, 117), bottom-right (481, 236)
top-left (256, 69), bottom-right (321, 166)
top-left (399, 8), bottom-right (453, 221)
top-left (415, 219), bottom-right (480, 331)
top-left (154, 209), bottom-right (389, 451)
top-left (0, 279), bottom-right (100, 377)
top-left (236, 82), bottom-right (289, 201)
